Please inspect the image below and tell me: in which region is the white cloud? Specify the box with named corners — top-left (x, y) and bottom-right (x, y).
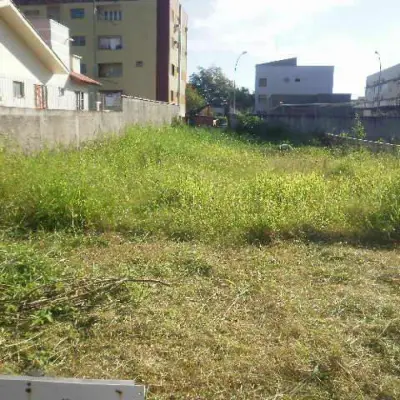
top-left (191, 0), bottom-right (356, 58)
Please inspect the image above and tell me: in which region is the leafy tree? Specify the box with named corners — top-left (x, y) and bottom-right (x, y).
top-left (186, 85), bottom-right (206, 114)
top-left (235, 87), bottom-right (255, 113)
top-left (189, 66), bottom-right (232, 107)
top-left (189, 66), bottom-right (254, 113)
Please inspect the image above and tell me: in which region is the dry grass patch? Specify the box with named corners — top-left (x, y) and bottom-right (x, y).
top-left (1, 235), bottom-right (398, 399)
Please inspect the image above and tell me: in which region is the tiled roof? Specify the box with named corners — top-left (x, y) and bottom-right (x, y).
top-left (70, 71), bottom-right (101, 86)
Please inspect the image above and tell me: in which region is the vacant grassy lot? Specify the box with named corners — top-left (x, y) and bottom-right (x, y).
top-left (0, 127), bottom-right (399, 399)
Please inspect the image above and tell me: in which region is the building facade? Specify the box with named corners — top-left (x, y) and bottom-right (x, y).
top-left (255, 58), bottom-right (335, 113)
top-left (365, 63), bottom-right (400, 110)
top-left (16, 0), bottom-right (188, 114)
top-left (0, 0), bottom-right (100, 110)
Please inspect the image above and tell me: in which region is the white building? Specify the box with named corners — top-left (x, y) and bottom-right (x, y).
top-left (0, 0), bottom-right (100, 110)
top-left (365, 63), bottom-right (400, 109)
top-left (255, 58), bottom-right (335, 113)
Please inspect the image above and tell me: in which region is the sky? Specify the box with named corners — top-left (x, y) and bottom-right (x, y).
top-left (180, 0), bottom-right (400, 98)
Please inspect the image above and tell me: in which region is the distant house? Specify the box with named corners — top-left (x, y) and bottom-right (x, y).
top-left (255, 58), bottom-right (349, 113)
top-left (186, 104), bottom-right (219, 127)
top-left (0, 0), bottom-right (100, 110)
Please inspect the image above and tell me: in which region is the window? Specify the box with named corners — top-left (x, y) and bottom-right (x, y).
top-left (70, 8), bottom-right (84, 19)
top-left (136, 61), bottom-right (144, 68)
top-left (171, 64), bottom-right (176, 76)
top-left (59, 87), bottom-right (65, 96)
top-left (81, 63), bottom-right (87, 74)
top-left (101, 91), bottom-right (122, 109)
top-left (98, 36), bottom-right (122, 50)
top-left (97, 7), bottom-right (122, 21)
top-left (170, 90), bottom-right (174, 102)
top-left (258, 95), bottom-right (267, 104)
top-left (24, 9), bottom-right (40, 17)
top-left (98, 63), bottom-right (123, 78)
top-left (259, 78), bottom-right (267, 87)
top-left (75, 91), bottom-right (84, 110)
top-left (13, 81), bottom-right (24, 98)
top-left (34, 84), bottom-right (47, 109)
top-left (72, 36), bottom-right (86, 46)
top-left (295, 78), bottom-right (301, 82)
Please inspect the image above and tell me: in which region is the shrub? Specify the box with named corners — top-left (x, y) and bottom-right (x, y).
top-left (236, 114), bottom-right (265, 135)
top-left (351, 113), bottom-right (366, 139)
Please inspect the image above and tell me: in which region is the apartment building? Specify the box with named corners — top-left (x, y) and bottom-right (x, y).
top-left (255, 58), bottom-right (335, 113)
top-left (16, 0), bottom-right (188, 114)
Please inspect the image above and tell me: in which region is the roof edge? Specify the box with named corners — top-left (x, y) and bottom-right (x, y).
top-left (0, 0), bottom-right (69, 74)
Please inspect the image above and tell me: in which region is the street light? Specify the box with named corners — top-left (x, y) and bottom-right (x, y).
top-left (375, 51), bottom-right (382, 113)
top-left (233, 51), bottom-right (248, 114)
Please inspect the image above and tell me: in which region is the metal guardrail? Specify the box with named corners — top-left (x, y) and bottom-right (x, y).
top-left (0, 375), bottom-right (146, 400)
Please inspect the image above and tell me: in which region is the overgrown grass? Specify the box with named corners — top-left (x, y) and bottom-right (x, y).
top-left (0, 127), bottom-right (400, 399)
top-left (1, 126), bottom-right (400, 244)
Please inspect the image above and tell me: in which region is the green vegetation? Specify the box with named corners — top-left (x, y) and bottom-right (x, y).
top-left (1, 126), bottom-right (400, 243)
top-left (0, 126), bottom-right (399, 399)
top-left (352, 113), bottom-right (367, 140)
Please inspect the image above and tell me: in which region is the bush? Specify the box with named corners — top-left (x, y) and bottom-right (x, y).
top-left (234, 114), bottom-right (321, 145)
top-left (351, 113), bottom-right (366, 139)
top-left (236, 114), bottom-right (266, 136)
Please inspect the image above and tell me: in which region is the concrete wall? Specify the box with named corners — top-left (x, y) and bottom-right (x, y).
top-left (265, 115), bottom-right (400, 141)
top-left (0, 97), bottom-right (179, 152)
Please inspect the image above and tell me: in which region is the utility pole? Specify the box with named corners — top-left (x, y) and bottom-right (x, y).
top-left (375, 51), bottom-right (382, 114)
top-left (233, 51), bottom-right (247, 114)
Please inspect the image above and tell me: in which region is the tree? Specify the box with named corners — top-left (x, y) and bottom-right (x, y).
top-left (189, 66), bottom-right (232, 107)
top-left (189, 66), bottom-right (255, 113)
top-left (235, 87), bottom-right (255, 113)
top-left (186, 85), bottom-right (206, 114)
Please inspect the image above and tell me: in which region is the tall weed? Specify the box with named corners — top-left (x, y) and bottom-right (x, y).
top-left (0, 126), bottom-right (399, 244)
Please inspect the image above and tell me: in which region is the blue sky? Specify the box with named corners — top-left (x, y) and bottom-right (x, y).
top-left (181, 0), bottom-right (400, 98)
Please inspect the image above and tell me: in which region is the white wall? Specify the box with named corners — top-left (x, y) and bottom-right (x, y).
top-left (0, 74), bottom-right (89, 110)
top-left (28, 18), bottom-right (71, 70)
top-left (0, 17), bottom-right (89, 110)
top-left (255, 64), bottom-right (334, 111)
top-left (47, 77), bottom-right (90, 111)
top-left (0, 17), bottom-right (50, 108)
top-left (256, 65), bottom-right (334, 96)
top-left (71, 55), bottom-right (81, 73)
top-left (49, 19), bottom-right (70, 69)
top-left (365, 63), bottom-right (400, 106)
top-left (0, 18), bottom-right (51, 84)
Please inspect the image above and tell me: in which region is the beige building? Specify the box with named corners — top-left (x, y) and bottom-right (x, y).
top-left (16, 0), bottom-right (188, 114)
top-left (0, 0), bottom-right (100, 110)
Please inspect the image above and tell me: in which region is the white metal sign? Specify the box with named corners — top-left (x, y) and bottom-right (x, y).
top-left (0, 376), bottom-right (146, 400)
